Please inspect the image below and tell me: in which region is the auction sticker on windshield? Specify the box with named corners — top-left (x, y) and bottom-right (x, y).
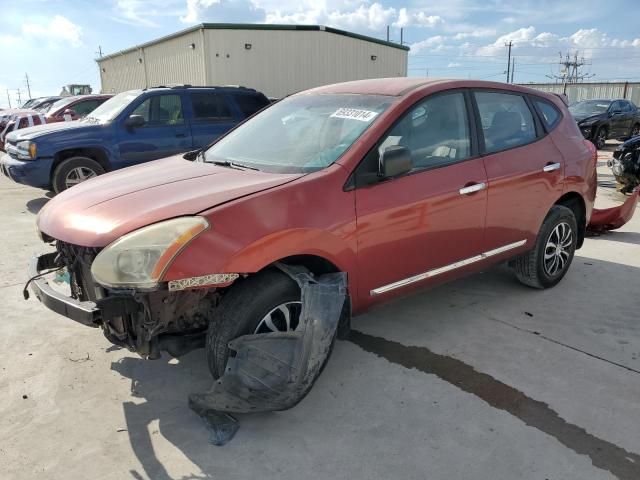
top-left (330, 108), bottom-right (379, 122)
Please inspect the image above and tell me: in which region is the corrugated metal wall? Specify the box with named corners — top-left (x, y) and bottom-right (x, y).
top-left (97, 27), bottom-right (407, 97)
top-left (98, 51), bottom-right (147, 93)
top-left (203, 29), bottom-right (407, 98)
top-left (143, 29), bottom-right (205, 88)
top-left (521, 82), bottom-right (640, 105)
top-left (99, 30), bottom-right (206, 93)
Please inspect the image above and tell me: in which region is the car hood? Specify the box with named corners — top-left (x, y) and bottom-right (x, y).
top-left (37, 155), bottom-right (302, 247)
top-left (7, 120), bottom-right (96, 141)
top-left (572, 113), bottom-right (603, 124)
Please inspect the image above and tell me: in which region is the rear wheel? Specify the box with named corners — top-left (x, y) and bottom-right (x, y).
top-left (513, 205), bottom-right (577, 289)
top-left (629, 123), bottom-right (640, 139)
top-left (52, 156), bottom-right (105, 193)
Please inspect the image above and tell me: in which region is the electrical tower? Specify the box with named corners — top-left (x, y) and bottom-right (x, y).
top-left (547, 52), bottom-right (595, 84)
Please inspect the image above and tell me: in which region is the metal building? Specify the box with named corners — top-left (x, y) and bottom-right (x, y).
top-left (520, 82), bottom-right (640, 106)
top-left (97, 24), bottom-right (409, 98)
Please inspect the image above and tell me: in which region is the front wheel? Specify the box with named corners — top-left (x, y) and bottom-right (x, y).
top-left (513, 205), bottom-right (577, 289)
top-left (52, 156), bottom-right (105, 193)
top-left (206, 269), bottom-right (303, 379)
top-left (593, 127), bottom-right (607, 150)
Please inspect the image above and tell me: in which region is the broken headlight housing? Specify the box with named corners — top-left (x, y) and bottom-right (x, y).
top-left (91, 217), bottom-right (209, 289)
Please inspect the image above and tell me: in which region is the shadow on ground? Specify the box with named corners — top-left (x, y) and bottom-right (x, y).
top-left (112, 256), bottom-right (640, 480)
top-left (26, 196), bottom-right (50, 214)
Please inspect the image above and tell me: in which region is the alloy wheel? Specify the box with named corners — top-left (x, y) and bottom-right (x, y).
top-left (65, 167), bottom-right (97, 188)
top-left (543, 222), bottom-right (573, 276)
top-left (632, 125), bottom-right (640, 138)
top-left (254, 301), bottom-right (302, 334)
top-left (596, 129), bottom-right (606, 149)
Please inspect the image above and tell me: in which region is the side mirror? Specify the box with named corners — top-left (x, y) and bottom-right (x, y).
top-left (379, 145), bottom-right (411, 178)
top-left (125, 114), bottom-right (145, 128)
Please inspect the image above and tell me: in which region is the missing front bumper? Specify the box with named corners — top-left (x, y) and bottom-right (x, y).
top-left (28, 252), bottom-right (141, 327)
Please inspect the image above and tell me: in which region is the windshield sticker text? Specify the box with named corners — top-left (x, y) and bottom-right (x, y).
top-left (330, 108), bottom-right (379, 122)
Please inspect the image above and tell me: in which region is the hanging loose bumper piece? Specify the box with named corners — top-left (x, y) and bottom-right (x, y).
top-left (587, 189), bottom-right (639, 233)
top-left (189, 266), bottom-right (347, 446)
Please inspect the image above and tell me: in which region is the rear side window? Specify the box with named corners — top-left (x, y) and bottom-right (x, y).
top-left (475, 91), bottom-right (536, 153)
top-left (533, 98), bottom-right (561, 130)
top-left (190, 93), bottom-right (233, 122)
top-left (233, 93), bottom-right (269, 117)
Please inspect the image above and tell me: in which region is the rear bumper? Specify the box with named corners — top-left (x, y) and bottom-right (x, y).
top-left (1, 153), bottom-right (52, 188)
top-left (29, 252), bottom-right (140, 327)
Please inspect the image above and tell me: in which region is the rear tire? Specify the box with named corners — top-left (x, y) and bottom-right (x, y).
top-left (513, 205), bottom-right (577, 289)
top-left (629, 123), bottom-right (640, 139)
top-left (52, 156), bottom-right (105, 194)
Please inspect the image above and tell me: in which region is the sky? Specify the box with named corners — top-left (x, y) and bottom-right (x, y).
top-left (1, 0), bottom-right (640, 108)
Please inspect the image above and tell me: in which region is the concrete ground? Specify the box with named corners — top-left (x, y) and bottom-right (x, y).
top-left (1, 144), bottom-right (639, 480)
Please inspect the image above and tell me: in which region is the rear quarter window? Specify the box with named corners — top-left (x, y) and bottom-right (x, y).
top-left (233, 93), bottom-right (269, 118)
top-left (533, 98), bottom-right (562, 130)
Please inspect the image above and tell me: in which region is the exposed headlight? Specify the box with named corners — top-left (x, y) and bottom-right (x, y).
top-left (91, 217), bottom-right (209, 289)
top-left (16, 140), bottom-right (36, 159)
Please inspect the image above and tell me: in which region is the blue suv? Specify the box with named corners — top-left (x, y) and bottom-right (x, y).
top-left (1, 86), bottom-right (269, 192)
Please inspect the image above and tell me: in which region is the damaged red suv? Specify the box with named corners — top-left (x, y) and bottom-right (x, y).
top-left (29, 78), bottom-right (596, 380)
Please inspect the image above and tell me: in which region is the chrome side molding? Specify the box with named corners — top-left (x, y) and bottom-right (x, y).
top-left (370, 239), bottom-right (527, 296)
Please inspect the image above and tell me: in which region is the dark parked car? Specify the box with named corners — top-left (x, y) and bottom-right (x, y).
top-left (1, 86), bottom-right (269, 193)
top-left (609, 136), bottom-right (640, 193)
top-left (43, 94), bottom-right (113, 123)
top-left (570, 99), bottom-right (640, 149)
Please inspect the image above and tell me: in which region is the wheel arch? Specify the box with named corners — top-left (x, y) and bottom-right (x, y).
top-left (51, 147), bottom-right (111, 179)
top-left (554, 191), bottom-right (586, 248)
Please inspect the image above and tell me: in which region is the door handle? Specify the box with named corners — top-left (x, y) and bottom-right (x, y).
top-left (176, 133), bottom-right (187, 138)
top-left (543, 162), bottom-right (561, 172)
top-left (459, 182), bottom-right (487, 195)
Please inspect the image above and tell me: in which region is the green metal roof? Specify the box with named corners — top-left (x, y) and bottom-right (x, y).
top-left (97, 23), bottom-right (409, 61)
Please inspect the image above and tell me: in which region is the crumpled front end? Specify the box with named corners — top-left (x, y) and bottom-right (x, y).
top-left (28, 240), bottom-right (218, 359)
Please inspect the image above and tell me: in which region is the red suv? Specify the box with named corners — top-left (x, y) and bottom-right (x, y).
top-left (43, 94), bottom-right (112, 123)
top-left (29, 78), bottom-right (596, 380)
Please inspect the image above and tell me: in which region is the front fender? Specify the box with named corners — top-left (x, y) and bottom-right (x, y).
top-left (162, 227), bottom-right (358, 290)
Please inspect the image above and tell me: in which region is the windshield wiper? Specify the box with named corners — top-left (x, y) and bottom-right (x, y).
top-left (211, 159), bottom-right (259, 171)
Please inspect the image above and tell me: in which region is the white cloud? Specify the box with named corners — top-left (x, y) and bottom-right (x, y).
top-left (447, 62), bottom-right (461, 67)
top-left (181, 0), bottom-right (221, 23)
top-left (410, 35), bottom-right (447, 54)
top-left (22, 15), bottom-right (83, 47)
top-left (413, 12), bottom-right (442, 27)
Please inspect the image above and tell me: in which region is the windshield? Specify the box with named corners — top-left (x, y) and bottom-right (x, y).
top-left (203, 94), bottom-right (393, 173)
top-left (569, 100), bottom-right (611, 116)
top-left (86, 90), bottom-right (142, 122)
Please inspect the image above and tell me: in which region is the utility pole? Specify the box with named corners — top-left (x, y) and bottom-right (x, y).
top-left (6, 89), bottom-right (11, 109)
top-left (96, 45), bottom-right (103, 58)
top-left (15, 88), bottom-right (22, 105)
top-left (24, 73), bottom-right (32, 100)
top-left (510, 58), bottom-right (515, 84)
top-left (505, 41), bottom-right (513, 83)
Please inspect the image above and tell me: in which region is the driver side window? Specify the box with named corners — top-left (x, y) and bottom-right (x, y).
top-left (377, 92), bottom-right (471, 172)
